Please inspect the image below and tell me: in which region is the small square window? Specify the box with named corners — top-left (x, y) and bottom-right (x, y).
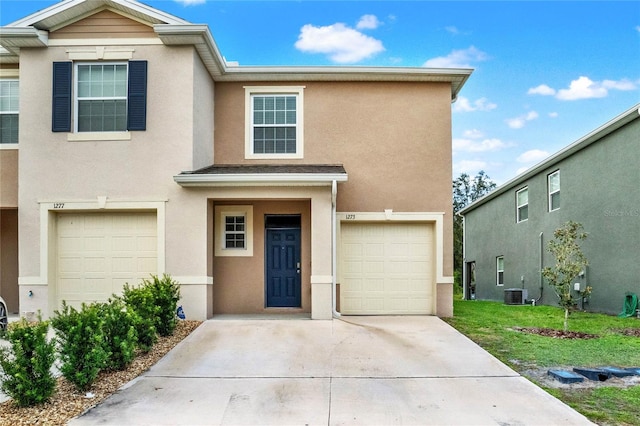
top-left (215, 206), bottom-right (253, 257)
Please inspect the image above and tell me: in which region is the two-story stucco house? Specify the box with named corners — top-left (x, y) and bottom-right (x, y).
top-left (0, 0), bottom-right (471, 320)
top-left (460, 104), bottom-right (640, 315)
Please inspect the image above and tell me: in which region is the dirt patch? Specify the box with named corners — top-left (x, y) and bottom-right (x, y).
top-left (0, 320), bottom-right (201, 426)
top-left (620, 328), bottom-right (640, 337)
top-left (512, 326), bottom-right (599, 339)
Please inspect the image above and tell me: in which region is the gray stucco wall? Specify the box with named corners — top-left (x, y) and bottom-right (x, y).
top-left (463, 117), bottom-right (640, 315)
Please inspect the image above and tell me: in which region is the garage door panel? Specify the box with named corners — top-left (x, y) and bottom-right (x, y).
top-left (56, 212), bottom-right (158, 310)
top-left (340, 222), bottom-right (435, 315)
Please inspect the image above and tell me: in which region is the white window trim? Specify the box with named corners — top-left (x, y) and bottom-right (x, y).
top-left (0, 78), bottom-right (19, 146)
top-left (215, 205), bottom-right (254, 257)
top-left (516, 186), bottom-right (528, 223)
top-left (244, 86), bottom-right (304, 160)
top-left (496, 256), bottom-right (504, 286)
top-left (74, 61), bottom-right (128, 133)
top-left (548, 170), bottom-right (560, 212)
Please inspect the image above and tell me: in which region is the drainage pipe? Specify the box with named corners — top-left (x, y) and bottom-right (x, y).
top-left (331, 180), bottom-right (341, 318)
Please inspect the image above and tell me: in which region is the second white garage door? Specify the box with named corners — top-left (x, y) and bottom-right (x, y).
top-left (340, 222), bottom-right (434, 315)
top-left (56, 212), bottom-right (158, 310)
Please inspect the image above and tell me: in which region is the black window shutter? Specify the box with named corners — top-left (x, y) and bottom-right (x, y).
top-left (52, 62), bottom-right (72, 132)
top-left (127, 60), bottom-right (147, 131)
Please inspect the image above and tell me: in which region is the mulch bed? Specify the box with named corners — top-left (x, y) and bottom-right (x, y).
top-left (0, 320), bottom-right (202, 426)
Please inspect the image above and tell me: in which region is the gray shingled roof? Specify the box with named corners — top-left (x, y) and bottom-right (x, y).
top-left (183, 164), bottom-right (347, 175)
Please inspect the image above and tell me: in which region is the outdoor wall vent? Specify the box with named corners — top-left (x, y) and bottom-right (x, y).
top-left (504, 288), bottom-right (528, 305)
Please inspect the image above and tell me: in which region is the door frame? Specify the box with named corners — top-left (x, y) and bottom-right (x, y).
top-left (264, 214), bottom-right (302, 308)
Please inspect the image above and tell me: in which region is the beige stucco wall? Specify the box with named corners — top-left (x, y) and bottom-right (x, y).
top-left (0, 150), bottom-right (18, 207)
top-left (214, 81), bottom-right (454, 278)
top-left (16, 35), bottom-right (216, 316)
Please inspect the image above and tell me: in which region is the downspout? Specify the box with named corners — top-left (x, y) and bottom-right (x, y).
top-left (460, 212), bottom-right (466, 300)
top-left (536, 231), bottom-right (544, 304)
top-left (332, 180), bottom-right (341, 318)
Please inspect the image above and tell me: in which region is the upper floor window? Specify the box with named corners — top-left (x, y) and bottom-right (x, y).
top-left (0, 80), bottom-right (19, 144)
top-left (516, 187), bottom-right (528, 222)
top-left (548, 170), bottom-right (560, 211)
top-left (52, 60), bottom-right (147, 135)
top-left (76, 63), bottom-right (127, 132)
top-left (496, 256), bottom-right (504, 286)
top-left (245, 86), bottom-right (304, 159)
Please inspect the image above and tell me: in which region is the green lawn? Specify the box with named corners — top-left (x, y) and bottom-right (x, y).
top-left (444, 300), bottom-right (640, 425)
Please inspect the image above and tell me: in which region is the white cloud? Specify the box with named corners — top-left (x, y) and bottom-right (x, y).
top-left (454, 160), bottom-right (488, 175)
top-left (516, 149), bottom-right (549, 164)
top-left (527, 84), bottom-right (556, 96)
top-left (295, 23), bottom-right (384, 63)
top-left (423, 45), bottom-right (487, 68)
top-left (445, 26), bottom-right (460, 35)
top-left (453, 96), bottom-right (497, 113)
top-left (556, 76), bottom-right (608, 100)
top-left (516, 166), bottom-right (531, 175)
top-left (528, 77), bottom-right (637, 101)
top-left (506, 111), bottom-right (539, 129)
top-left (463, 129), bottom-right (484, 139)
top-left (636, 25), bottom-right (640, 33)
top-left (453, 138), bottom-right (508, 153)
top-left (356, 15), bottom-right (381, 30)
top-left (548, 112), bottom-right (558, 118)
top-left (174, 0), bottom-right (205, 5)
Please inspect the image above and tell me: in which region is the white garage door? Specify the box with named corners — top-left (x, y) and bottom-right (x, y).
top-left (56, 212), bottom-right (157, 310)
top-left (340, 222), bottom-right (434, 315)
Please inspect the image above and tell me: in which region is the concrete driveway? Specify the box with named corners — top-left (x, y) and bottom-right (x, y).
top-left (69, 316), bottom-right (593, 425)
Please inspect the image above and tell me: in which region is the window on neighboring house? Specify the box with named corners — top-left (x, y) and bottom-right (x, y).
top-left (516, 187), bottom-right (528, 222)
top-left (215, 205), bottom-right (254, 257)
top-left (496, 256), bottom-right (504, 286)
top-left (245, 86), bottom-right (304, 159)
top-left (548, 170), bottom-right (560, 211)
top-left (0, 80), bottom-right (19, 144)
top-left (52, 60), bottom-right (147, 133)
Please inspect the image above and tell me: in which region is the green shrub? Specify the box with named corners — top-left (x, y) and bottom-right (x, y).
top-left (121, 283), bottom-right (158, 352)
top-left (142, 274), bottom-right (181, 337)
top-left (123, 274), bottom-right (180, 338)
top-left (99, 299), bottom-right (138, 370)
top-left (0, 317), bottom-right (56, 406)
top-left (51, 302), bottom-right (108, 392)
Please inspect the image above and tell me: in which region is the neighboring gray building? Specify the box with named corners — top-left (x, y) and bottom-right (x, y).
top-left (460, 104), bottom-right (640, 315)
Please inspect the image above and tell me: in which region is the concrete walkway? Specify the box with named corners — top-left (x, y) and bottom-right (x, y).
top-left (69, 316), bottom-right (593, 425)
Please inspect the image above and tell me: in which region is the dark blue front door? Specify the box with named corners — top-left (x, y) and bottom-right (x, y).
top-left (266, 228), bottom-right (301, 307)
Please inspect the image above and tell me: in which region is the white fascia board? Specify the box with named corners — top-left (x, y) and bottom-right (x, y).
top-left (0, 27), bottom-right (48, 52)
top-left (174, 173), bottom-right (348, 187)
top-left (154, 24), bottom-right (226, 76)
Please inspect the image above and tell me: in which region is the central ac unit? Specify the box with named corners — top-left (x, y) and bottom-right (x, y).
top-left (504, 288), bottom-right (528, 305)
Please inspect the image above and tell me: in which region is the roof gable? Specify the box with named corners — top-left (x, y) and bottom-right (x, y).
top-left (6, 0), bottom-right (188, 30)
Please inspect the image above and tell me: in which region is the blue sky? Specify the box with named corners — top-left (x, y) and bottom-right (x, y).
top-left (2, 0), bottom-right (639, 184)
